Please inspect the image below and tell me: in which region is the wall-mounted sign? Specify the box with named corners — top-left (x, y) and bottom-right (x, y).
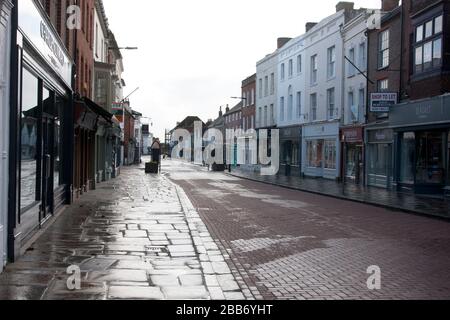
top-left (18, 0), bottom-right (72, 87)
top-left (370, 92), bottom-right (397, 113)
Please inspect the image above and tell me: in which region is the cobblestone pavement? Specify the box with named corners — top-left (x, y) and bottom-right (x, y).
top-left (166, 160), bottom-right (450, 300)
top-left (0, 162), bottom-right (244, 300)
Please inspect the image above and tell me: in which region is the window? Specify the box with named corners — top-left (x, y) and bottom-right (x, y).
top-left (307, 140), bottom-right (323, 168)
top-left (414, 15), bottom-right (443, 74)
top-left (378, 29), bottom-right (389, 69)
top-left (20, 69), bottom-right (39, 211)
top-left (435, 15), bottom-right (443, 34)
top-left (310, 93), bottom-right (317, 121)
top-left (327, 88), bottom-right (335, 119)
top-left (324, 140), bottom-right (337, 169)
top-left (264, 76), bottom-right (269, 96)
top-left (251, 89), bottom-right (255, 105)
top-left (359, 42), bottom-right (366, 70)
top-left (311, 55), bottom-right (318, 85)
top-left (416, 25), bottom-right (424, 42)
top-left (264, 106), bottom-right (268, 127)
top-left (297, 55), bottom-right (302, 73)
top-left (288, 86), bottom-right (293, 120)
top-left (327, 46), bottom-right (336, 78)
top-left (258, 107), bottom-right (262, 127)
top-left (270, 73), bottom-right (275, 95)
top-left (281, 63), bottom-right (285, 80)
top-left (348, 48), bottom-right (355, 76)
top-left (270, 105), bottom-right (274, 125)
top-left (259, 78), bottom-right (263, 98)
top-left (288, 59), bottom-right (293, 77)
top-left (425, 20), bottom-right (433, 38)
top-left (296, 92), bottom-right (302, 118)
top-left (280, 97), bottom-right (285, 121)
top-left (378, 79), bottom-right (389, 91)
top-left (358, 88), bottom-right (365, 122)
top-left (349, 91), bottom-right (356, 121)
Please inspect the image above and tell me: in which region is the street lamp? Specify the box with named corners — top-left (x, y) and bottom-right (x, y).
top-left (108, 46), bottom-right (139, 50)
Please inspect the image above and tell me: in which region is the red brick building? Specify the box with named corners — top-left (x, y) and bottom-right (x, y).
top-left (242, 74), bottom-right (256, 131)
top-left (366, 0), bottom-right (450, 194)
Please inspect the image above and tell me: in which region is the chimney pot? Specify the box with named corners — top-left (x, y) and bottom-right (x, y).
top-left (381, 0), bottom-right (399, 11)
top-left (305, 22), bottom-right (318, 32)
top-left (336, 1), bottom-right (354, 13)
top-left (277, 37), bottom-right (292, 49)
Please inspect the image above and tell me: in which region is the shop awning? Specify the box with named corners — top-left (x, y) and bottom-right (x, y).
top-left (83, 97), bottom-right (114, 124)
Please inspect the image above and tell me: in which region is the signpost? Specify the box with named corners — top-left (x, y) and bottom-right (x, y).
top-left (370, 92), bottom-right (398, 113)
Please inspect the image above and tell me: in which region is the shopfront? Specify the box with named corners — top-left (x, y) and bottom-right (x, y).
top-left (8, 0), bottom-right (73, 259)
top-left (302, 121), bottom-right (340, 180)
top-left (391, 94), bottom-right (450, 194)
top-left (366, 127), bottom-right (394, 189)
top-left (341, 126), bottom-right (364, 184)
top-left (279, 126), bottom-right (302, 177)
top-left (1, 0), bottom-right (13, 272)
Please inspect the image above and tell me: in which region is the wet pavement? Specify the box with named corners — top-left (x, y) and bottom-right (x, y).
top-left (166, 160), bottom-right (450, 300)
top-left (229, 168), bottom-right (450, 219)
top-left (2, 159), bottom-right (450, 300)
top-left (0, 160), bottom-right (244, 300)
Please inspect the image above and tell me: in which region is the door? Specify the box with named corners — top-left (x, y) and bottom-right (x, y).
top-left (40, 116), bottom-right (54, 223)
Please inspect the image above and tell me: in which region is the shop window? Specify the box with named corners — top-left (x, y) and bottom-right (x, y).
top-left (416, 131), bottom-right (444, 185)
top-left (54, 95), bottom-right (65, 189)
top-left (324, 140), bottom-right (336, 170)
top-left (400, 132), bottom-right (415, 184)
top-left (307, 140), bottom-right (323, 168)
top-left (20, 69), bottom-right (39, 211)
top-left (346, 145), bottom-right (358, 178)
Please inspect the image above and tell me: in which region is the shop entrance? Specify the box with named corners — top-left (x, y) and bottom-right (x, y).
top-left (40, 115), bottom-right (55, 222)
top-left (345, 145), bottom-right (363, 184)
top-left (415, 131), bottom-right (445, 193)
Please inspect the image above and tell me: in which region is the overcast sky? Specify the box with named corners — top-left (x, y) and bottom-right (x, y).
top-left (103, 0), bottom-right (381, 138)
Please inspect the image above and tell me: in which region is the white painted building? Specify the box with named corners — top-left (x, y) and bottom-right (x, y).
top-left (277, 35), bottom-right (307, 175)
top-left (341, 10), bottom-right (373, 183)
top-left (256, 42), bottom-right (283, 130)
top-left (94, 0), bottom-right (109, 64)
top-left (0, 0), bottom-right (13, 273)
top-left (301, 3), bottom-right (364, 180)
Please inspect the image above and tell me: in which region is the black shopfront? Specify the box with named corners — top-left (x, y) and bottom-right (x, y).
top-left (391, 95), bottom-right (450, 194)
top-left (279, 126), bottom-right (302, 177)
top-left (8, 0), bottom-right (73, 260)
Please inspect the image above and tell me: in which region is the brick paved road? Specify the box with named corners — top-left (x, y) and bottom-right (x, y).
top-left (166, 160), bottom-right (450, 300)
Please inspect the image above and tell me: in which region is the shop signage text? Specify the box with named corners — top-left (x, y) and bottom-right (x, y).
top-left (18, 0), bottom-right (72, 86)
top-left (370, 93), bottom-right (397, 113)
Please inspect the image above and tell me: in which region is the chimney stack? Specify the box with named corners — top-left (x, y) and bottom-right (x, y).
top-left (381, 0), bottom-right (399, 11)
top-left (277, 37), bottom-right (292, 49)
top-left (225, 104), bottom-right (230, 113)
top-left (336, 1), bottom-right (354, 13)
top-left (219, 106), bottom-right (223, 117)
top-left (305, 22), bottom-right (318, 32)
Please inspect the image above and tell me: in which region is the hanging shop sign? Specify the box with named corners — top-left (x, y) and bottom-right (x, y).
top-left (370, 92), bottom-right (398, 113)
top-left (18, 0), bottom-right (72, 86)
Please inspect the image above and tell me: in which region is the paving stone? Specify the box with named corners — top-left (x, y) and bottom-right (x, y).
top-left (162, 286), bottom-right (209, 300)
top-left (208, 286), bottom-right (226, 300)
top-left (87, 270), bottom-right (148, 282)
top-left (108, 286), bottom-right (164, 300)
top-left (211, 262), bottom-right (231, 275)
top-left (124, 230), bottom-right (148, 238)
top-left (150, 275), bottom-right (180, 286)
top-left (179, 274), bottom-right (204, 286)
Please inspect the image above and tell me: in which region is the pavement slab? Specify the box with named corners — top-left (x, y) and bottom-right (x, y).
top-left (0, 162), bottom-right (242, 300)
